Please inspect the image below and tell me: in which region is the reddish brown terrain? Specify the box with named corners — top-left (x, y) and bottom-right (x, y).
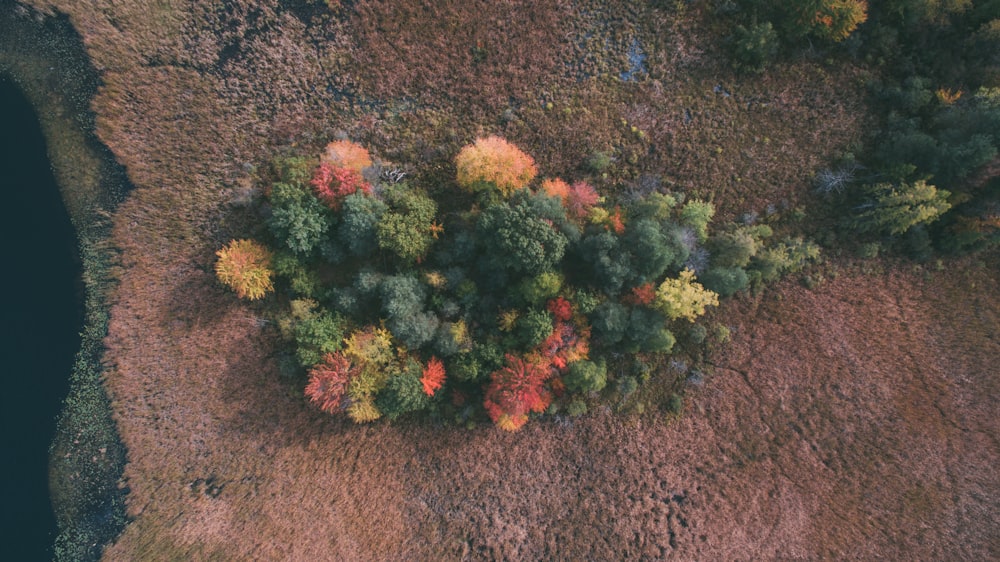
top-left (16, 0), bottom-right (997, 559)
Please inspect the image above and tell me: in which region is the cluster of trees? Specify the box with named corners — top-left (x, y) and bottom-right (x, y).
top-left (717, 0), bottom-right (1000, 257)
top-left (722, 0), bottom-right (869, 74)
top-left (217, 138), bottom-right (818, 430)
top-left (837, 2), bottom-right (1000, 256)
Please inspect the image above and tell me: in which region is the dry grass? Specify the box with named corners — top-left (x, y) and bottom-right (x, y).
top-left (17, 0), bottom-right (997, 559)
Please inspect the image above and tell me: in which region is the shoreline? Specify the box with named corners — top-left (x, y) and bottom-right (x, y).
top-left (1, 5), bottom-right (130, 560)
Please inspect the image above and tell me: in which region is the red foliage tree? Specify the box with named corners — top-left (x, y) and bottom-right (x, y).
top-left (565, 181), bottom-right (600, 219)
top-left (311, 162), bottom-right (372, 210)
top-left (538, 321), bottom-right (589, 372)
top-left (305, 352), bottom-right (357, 414)
top-left (546, 296), bottom-right (573, 322)
top-left (483, 354), bottom-right (552, 431)
top-left (421, 356), bottom-right (446, 396)
top-left (627, 283), bottom-right (656, 306)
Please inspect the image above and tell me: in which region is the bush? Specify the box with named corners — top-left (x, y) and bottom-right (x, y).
top-left (455, 136), bottom-right (537, 196)
top-left (565, 399), bottom-right (588, 416)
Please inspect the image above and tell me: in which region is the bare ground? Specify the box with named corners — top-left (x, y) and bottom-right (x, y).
top-left (15, 0), bottom-right (997, 559)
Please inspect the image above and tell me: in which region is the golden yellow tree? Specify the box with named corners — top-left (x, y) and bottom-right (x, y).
top-left (455, 136), bottom-right (537, 196)
top-left (655, 269), bottom-right (720, 322)
top-left (215, 239), bottom-right (274, 300)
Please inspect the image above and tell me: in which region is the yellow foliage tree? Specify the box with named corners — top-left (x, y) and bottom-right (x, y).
top-left (347, 399), bottom-right (382, 423)
top-left (655, 269), bottom-right (720, 322)
top-left (798, 0), bottom-right (868, 42)
top-left (215, 239), bottom-right (274, 300)
top-left (321, 140), bottom-right (372, 173)
top-left (455, 136), bottom-right (537, 196)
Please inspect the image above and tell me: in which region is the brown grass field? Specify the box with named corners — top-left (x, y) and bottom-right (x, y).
top-left (17, 0), bottom-right (998, 559)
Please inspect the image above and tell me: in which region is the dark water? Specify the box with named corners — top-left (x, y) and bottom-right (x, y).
top-left (0, 76), bottom-right (84, 560)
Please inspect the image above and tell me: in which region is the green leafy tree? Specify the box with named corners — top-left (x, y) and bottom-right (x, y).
top-left (268, 182), bottom-right (333, 255)
top-left (575, 231), bottom-right (631, 296)
top-left (699, 266), bottom-right (750, 297)
top-left (377, 186), bottom-right (438, 262)
top-left (679, 199), bottom-right (715, 243)
top-left (338, 192), bottom-right (388, 257)
top-left (750, 238), bottom-right (822, 283)
top-left (477, 201), bottom-right (568, 277)
top-left (563, 359), bottom-right (607, 393)
top-left (515, 309), bottom-right (554, 349)
top-left (518, 272), bottom-right (564, 305)
top-left (625, 219), bottom-right (678, 283)
top-left (289, 303), bottom-right (347, 367)
top-left (376, 361), bottom-right (431, 420)
top-left (591, 301), bottom-right (629, 345)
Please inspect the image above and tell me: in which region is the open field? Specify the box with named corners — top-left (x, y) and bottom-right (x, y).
top-left (14, 0), bottom-right (997, 559)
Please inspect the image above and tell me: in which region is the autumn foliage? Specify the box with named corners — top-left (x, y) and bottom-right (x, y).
top-left (305, 352), bottom-right (356, 414)
top-left (321, 140), bottom-right (372, 172)
top-left (565, 181), bottom-right (601, 219)
top-left (483, 355), bottom-right (553, 432)
top-left (455, 136), bottom-right (537, 196)
top-left (421, 357), bottom-right (446, 396)
top-left (311, 162), bottom-right (372, 210)
top-left (215, 239), bottom-right (274, 300)
top-left (219, 139), bottom-right (781, 431)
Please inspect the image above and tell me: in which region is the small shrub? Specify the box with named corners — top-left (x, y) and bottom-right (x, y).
top-left (587, 151), bottom-right (613, 173)
top-left (565, 399), bottom-right (588, 416)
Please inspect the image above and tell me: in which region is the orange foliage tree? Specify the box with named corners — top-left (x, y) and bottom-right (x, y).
top-left (455, 136), bottom-right (537, 196)
top-left (421, 356), bottom-right (446, 396)
top-left (215, 239), bottom-right (274, 300)
top-left (321, 140), bottom-right (372, 172)
top-left (540, 177), bottom-right (572, 202)
top-left (483, 354), bottom-right (553, 431)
